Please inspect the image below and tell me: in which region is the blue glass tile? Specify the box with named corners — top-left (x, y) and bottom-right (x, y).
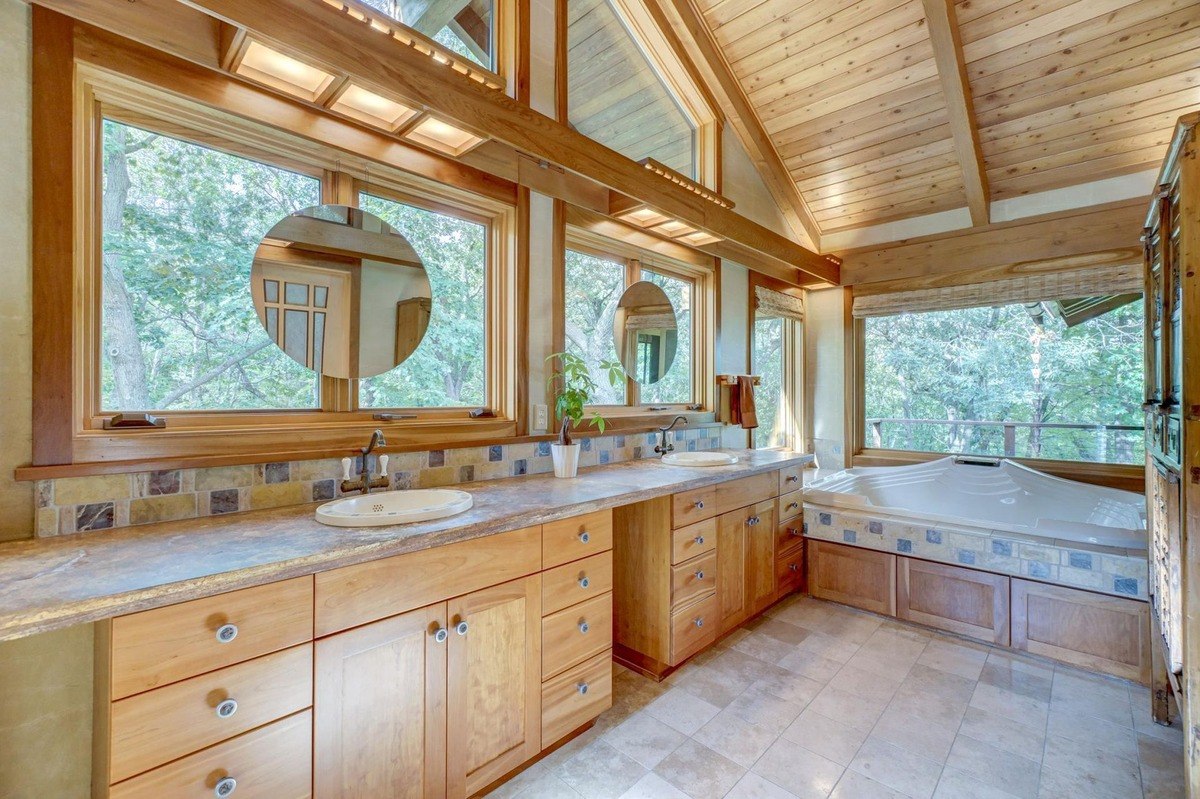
top-left (687, 440), bottom-right (697, 451)
top-left (600, 451), bottom-right (611, 464)
top-left (428, 449), bottom-right (446, 467)
top-left (488, 445), bottom-right (503, 462)
top-left (1028, 561), bottom-right (1051, 579)
top-left (615, 436), bottom-right (626, 448)
top-left (1114, 577), bottom-right (1138, 596)
top-left (819, 513), bottom-right (832, 526)
top-left (925, 529), bottom-right (942, 545)
top-left (513, 459), bottom-right (527, 476)
top-left (580, 438), bottom-right (592, 452)
top-left (992, 540), bottom-right (1013, 557)
top-left (633, 446), bottom-right (643, 459)
top-left (1068, 552), bottom-right (1094, 570)
top-left (843, 530), bottom-right (857, 543)
top-left (537, 441), bottom-right (551, 457)
top-left (896, 539), bottom-right (912, 553)
top-left (868, 520), bottom-right (883, 535)
top-left (958, 550), bottom-right (976, 565)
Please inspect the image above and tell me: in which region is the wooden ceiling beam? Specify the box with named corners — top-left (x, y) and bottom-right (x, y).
top-left (921, 0), bottom-right (990, 227)
top-left (649, 0), bottom-right (824, 251)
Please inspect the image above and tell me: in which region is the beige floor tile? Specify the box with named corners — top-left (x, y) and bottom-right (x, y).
top-left (781, 708), bottom-right (869, 766)
top-left (708, 648), bottom-right (784, 685)
top-left (887, 684), bottom-right (971, 731)
top-left (511, 772), bottom-right (585, 799)
top-left (557, 740), bottom-right (647, 799)
top-left (644, 687), bottom-right (721, 736)
top-left (946, 735), bottom-right (1041, 799)
top-left (1052, 669), bottom-right (1133, 709)
top-left (872, 703), bottom-right (958, 763)
top-left (956, 706), bottom-right (1045, 763)
top-left (1046, 707), bottom-right (1137, 761)
top-left (752, 668), bottom-right (825, 707)
top-left (969, 682), bottom-right (1050, 728)
top-left (539, 725), bottom-right (604, 770)
top-left (795, 631), bottom-right (862, 664)
top-left (830, 663), bottom-right (904, 705)
top-left (601, 710), bottom-right (687, 769)
top-left (844, 638), bottom-right (924, 681)
top-left (693, 708), bottom-right (781, 768)
top-left (1139, 732), bottom-right (1187, 799)
top-left (751, 617), bottom-right (815, 646)
top-left (653, 739), bottom-right (746, 799)
top-left (725, 772), bottom-right (802, 799)
top-left (848, 737), bottom-right (942, 799)
top-left (777, 648), bottom-right (845, 683)
top-left (735, 631), bottom-right (799, 664)
top-left (670, 662), bottom-right (753, 709)
top-left (1048, 692), bottom-right (1133, 729)
top-left (934, 767), bottom-right (1025, 799)
top-left (808, 684), bottom-right (890, 732)
top-left (830, 770), bottom-right (911, 799)
top-left (901, 663), bottom-right (978, 705)
top-left (984, 650), bottom-right (1054, 680)
top-left (978, 662), bottom-right (1053, 703)
top-left (485, 762), bottom-right (552, 798)
top-left (617, 772), bottom-right (689, 799)
top-left (725, 685), bottom-right (807, 734)
top-left (1038, 744), bottom-right (1144, 799)
top-left (753, 737), bottom-right (846, 799)
top-left (917, 639), bottom-right (988, 681)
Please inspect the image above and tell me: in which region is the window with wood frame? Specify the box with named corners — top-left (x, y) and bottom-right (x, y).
top-left (750, 280), bottom-right (804, 451)
top-left (353, 0), bottom-right (498, 70)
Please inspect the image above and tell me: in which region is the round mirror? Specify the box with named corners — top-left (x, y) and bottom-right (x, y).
top-left (612, 280), bottom-right (678, 385)
top-left (251, 204), bottom-right (432, 379)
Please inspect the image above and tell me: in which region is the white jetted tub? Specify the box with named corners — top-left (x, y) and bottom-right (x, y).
top-left (805, 456), bottom-right (1146, 551)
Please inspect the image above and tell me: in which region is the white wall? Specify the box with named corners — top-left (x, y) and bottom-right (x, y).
top-left (805, 286), bottom-right (849, 471)
top-left (717, 261), bottom-right (750, 449)
top-left (721, 124), bottom-right (808, 247)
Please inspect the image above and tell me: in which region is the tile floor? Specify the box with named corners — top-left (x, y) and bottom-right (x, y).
top-left (486, 596), bottom-right (1186, 799)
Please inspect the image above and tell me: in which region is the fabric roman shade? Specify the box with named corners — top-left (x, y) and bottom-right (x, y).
top-left (755, 285), bottom-right (804, 321)
top-left (851, 263), bottom-right (1144, 318)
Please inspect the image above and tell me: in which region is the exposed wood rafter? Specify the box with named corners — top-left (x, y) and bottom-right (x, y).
top-left (921, 0), bottom-right (990, 226)
top-left (651, 0), bottom-right (823, 250)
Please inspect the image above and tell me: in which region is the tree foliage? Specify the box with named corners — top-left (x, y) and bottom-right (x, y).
top-left (546, 352), bottom-right (623, 445)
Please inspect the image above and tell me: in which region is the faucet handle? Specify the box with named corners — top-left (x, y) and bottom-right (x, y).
top-left (378, 455), bottom-right (389, 478)
top-left (341, 458), bottom-right (352, 481)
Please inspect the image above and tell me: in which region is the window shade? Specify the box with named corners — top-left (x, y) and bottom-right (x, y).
top-left (755, 285), bottom-right (804, 321)
top-left (851, 263), bottom-right (1144, 318)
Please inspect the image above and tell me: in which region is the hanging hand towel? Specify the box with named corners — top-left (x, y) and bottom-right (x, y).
top-left (737, 375), bottom-right (758, 430)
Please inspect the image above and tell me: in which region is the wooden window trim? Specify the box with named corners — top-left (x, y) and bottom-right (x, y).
top-left (748, 272), bottom-right (804, 452)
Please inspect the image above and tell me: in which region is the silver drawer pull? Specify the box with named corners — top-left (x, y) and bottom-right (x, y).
top-left (432, 625), bottom-right (448, 644)
top-left (215, 624), bottom-right (239, 644)
top-left (694, 500), bottom-right (705, 509)
top-left (788, 527), bottom-right (801, 537)
top-left (693, 617), bottom-right (704, 628)
top-left (577, 682), bottom-right (589, 695)
top-left (694, 535), bottom-right (705, 545)
top-left (579, 531), bottom-right (590, 544)
top-left (579, 576), bottom-right (590, 589)
top-left (578, 621), bottom-right (590, 634)
top-left (786, 474), bottom-right (798, 483)
top-left (215, 699), bottom-right (239, 719)
top-left (215, 777), bottom-right (237, 797)
top-left (748, 516), bottom-right (760, 526)
top-left (455, 620), bottom-right (469, 636)
top-left (789, 563), bottom-right (799, 572)
top-left (694, 570), bottom-right (705, 580)
top-left (787, 503), bottom-right (799, 511)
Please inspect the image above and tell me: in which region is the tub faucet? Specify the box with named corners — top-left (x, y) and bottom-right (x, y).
top-left (341, 429), bottom-right (390, 495)
top-left (655, 416), bottom-right (688, 455)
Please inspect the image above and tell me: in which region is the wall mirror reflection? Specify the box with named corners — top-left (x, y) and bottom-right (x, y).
top-left (612, 280), bottom-right (678, 385)
top-left (251, 204), bottom-right (432, 379)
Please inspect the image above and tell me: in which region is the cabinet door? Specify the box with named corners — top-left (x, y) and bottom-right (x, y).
top-left (716, 508), bottom-right (748, 634)
top-left (809, 540), bottom-right (896, 616)
top-left (897, 558), bottom-right (1009, 645)
top-left (314, 603), bottom-right (447, 799)
top-left (446, 575), bottom-right (542, 798)
top-left (746, 500), bottom-right (777, 616)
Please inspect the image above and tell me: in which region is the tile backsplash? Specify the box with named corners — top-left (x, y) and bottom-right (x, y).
top-left (35, 427), bottom-right (724, 537)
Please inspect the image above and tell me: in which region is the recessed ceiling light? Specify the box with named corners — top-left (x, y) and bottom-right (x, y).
top-left (652, 219), bottom-right (699, 238)
top-left (330, 83), bottom-right (419, 131)
top-left (616, 205), bottom-right (671, 228)
top-left (232, 39), bottom-right (337, 102)
top-left (402, 116), bottom-right (487, 157)
top-left (678, 230), bottom-right (722, 246)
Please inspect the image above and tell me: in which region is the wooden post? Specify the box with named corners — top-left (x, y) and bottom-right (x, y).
top-left (1003, 424), bottom-right (1016, 458)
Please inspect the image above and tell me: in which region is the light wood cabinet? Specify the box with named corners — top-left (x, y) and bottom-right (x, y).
top-left (717, 500), bottom-right (777, 633)
top-left (541, 652), bottom-right (612, 746)
top-left (808, 540), bottom-right (896, 615)
top-left (898, 558), bottom-right (1009, 645)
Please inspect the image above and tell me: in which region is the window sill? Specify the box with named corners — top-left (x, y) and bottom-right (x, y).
top-left (852, 449), bottom-right (1145, 493)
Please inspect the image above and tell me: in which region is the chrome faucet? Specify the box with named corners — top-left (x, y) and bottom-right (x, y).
top-left (341, 429), bottom-right (390, 495)
top-left (655, 416), bottom-right (688, 455)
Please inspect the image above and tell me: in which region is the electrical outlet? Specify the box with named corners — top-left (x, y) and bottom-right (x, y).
top-left (535, 404), bottom-right (548, 430)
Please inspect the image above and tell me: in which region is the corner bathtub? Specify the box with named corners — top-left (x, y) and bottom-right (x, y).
top-left (803, 456), bottom-right (1148, 599)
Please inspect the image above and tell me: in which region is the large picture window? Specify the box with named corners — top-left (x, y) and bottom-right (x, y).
top-left (863, 299), bottom-right (1145, 464)
top-left (750, 282), bottom-right (803, 450)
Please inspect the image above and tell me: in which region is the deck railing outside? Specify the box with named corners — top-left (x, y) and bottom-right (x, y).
top-left (865, 417), bottom-right (1143, 463)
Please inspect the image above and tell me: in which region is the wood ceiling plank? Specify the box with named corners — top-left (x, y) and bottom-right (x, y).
top-left (990, 152), bottom-right (1163, 198)
top-left (811, 178), bottom-right (965, 219)
top-left (989, 128), bottom-right (1174, 178)
top-left (953, 0), bottom-right (1018, 27)
top-left (920, 0), bottom-right (989, 224)
top-left (720, 0), bottom-right (869, 55)
top-left (962, 0), bottom-right (1141, 63)
top-left (798, 154), bottom-right (963, 201)
top-left (817, 192), bottom-right (966, 231)
top-left (984, 112), bottom-right (1187, 168)
top-left (805, 164), bottom-right (963, 207)
top-left (768, 78), bottom-right (943, 147)
top-left (777, 105), bottom-right (948, 165)
top-left (697, 0), bottom-right (778, 31)
top-left (784, 123), bottom-right (953, 180)
top-left (795, 148), bottom-right (958, 192)
top-left (958, 0), bottom-right (1078, 44)
top-left (982, 100), bottom-right (1199, 153)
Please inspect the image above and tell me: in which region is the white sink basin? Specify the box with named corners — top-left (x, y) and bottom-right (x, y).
top-left (662, 451), bottom-right (739, 467)
top-left (316, 489), bottom-right (473, 528)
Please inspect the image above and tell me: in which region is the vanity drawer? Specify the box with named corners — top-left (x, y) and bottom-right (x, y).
top-left (671, 551), bottom-right (717, 608)
top-left (778, 466), bottom-right (803, 494)
top-left (718, 472), bottom-right (778, 512)
top-left (109, 645), bottom-right (313, 784)
top-left (670, 591), bottom-right (717, 666)
top-left (108, 710), bottom-right (312, 799)
top-left (671, 518), bottom-right (717, 564)
top-left (109, 577), bottom-right (313, 700)
top-left (543, 510), bottom-right (613, 569)
top-left (542, 552), bottom-right (613, 616)
top-left (541, 650), bottom-right (613, 746)
top-left (542, 592), bottom-right (613, 679)
top-left (777, 490), bottom-right (803, 522)
top-left (776, 548), bottom-right (805, 597)
top-left (673, 485), bottom-right (718, 527)
top-left (776, 519), bottom-right (805, 557)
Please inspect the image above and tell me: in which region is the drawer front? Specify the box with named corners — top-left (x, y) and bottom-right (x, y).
top-left (776, 549), bottom-right (805, 597)
top-left (778, 466), bottom-right (803, 494)
top-left (809, 540), bottom-right (896, 616)
top-left (542, 552), bottom-right (613, 616)
top-left (543, 510), bottom-right (614, 569)
top-left (672, 485), bottom-right (718, 528)
top-left (316, 525), bottom-right (540, 636)
top-left (670, 591), bottom-right (718, 666)
top-left (716, 472), bottom-right (777, 514)
top-left (777, 490), bottom-right (803, 523)
top-left (109, 645), bottom-right (313, 784)
top-left (671, 518), bottom-right (717, 565)
top-left (110, 577), bottom-right (313, 700)
top-left (671, 551), bottom-right (717, 609)
top-left (541, 651), bottom-right (613, 746)
top-left (775, 519), bottom-right (805, 557)
top-left (108, 710), bottom-right (312, 799)
top-left (542, 592), bottom-right (613, 679)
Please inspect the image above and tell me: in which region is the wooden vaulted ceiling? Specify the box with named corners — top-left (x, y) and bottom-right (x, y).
top-left (690, 0), bottom-right (1200, 236)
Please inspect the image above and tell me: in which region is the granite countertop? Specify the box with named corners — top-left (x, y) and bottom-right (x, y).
top-left (0, 449), bottom-right (812, 641)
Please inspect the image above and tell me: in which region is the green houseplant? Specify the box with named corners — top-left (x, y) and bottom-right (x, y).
top-left (546, 352), bottom-right (624, 478)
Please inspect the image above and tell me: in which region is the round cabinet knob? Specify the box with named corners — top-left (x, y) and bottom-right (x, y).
top-left (693, 617), bottom-right (704, 628)
top-left (748, 516), bottom-right (759, 526)
top-left (214, 777), bottom-right (237, 797)
top-left (694, 535), bottom-right (705, 545)
top-left (789, 563), bottom-right (799, 572)
top-left (455, 621), bottom-right (469, 636)
top-left (577, 682), bottom-right (589, 695)
top-left (788, 527), bottom-right (801, 537)
top-left (579, 576), bottom-right (590, 589)
top-left (215, 624), bottom-right (238, 644)
top-left (788, 503), bottom-right (799, 511)
top-left (694, 500), bottom-right (705, 509)
top-left (579, 531), bottom-right (590, 544)
top-left (786, 475), bottom-right (798, 483)
top-left (432, 626), bottom-right (449, 644)
top-left (694, 570), bottom-right (705, 581)
top-left (578, 621), bottom-right (590, 634)
top-left (215, 699), bottom-right (239, 719)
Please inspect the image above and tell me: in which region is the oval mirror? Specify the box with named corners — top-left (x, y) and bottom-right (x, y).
top-left (251, 204), bottom-right (432, 379)
top-left (612, 280), bottom-right (678, 385)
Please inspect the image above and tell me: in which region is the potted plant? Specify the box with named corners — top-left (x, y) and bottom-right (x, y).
top-left (546, 352), bottom-right (624, 478)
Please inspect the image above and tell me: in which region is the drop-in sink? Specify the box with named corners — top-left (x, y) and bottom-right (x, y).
top-left (661, 451), bottom-right (739, 467)
top-left (316, 489), bottom-right (474, 528)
